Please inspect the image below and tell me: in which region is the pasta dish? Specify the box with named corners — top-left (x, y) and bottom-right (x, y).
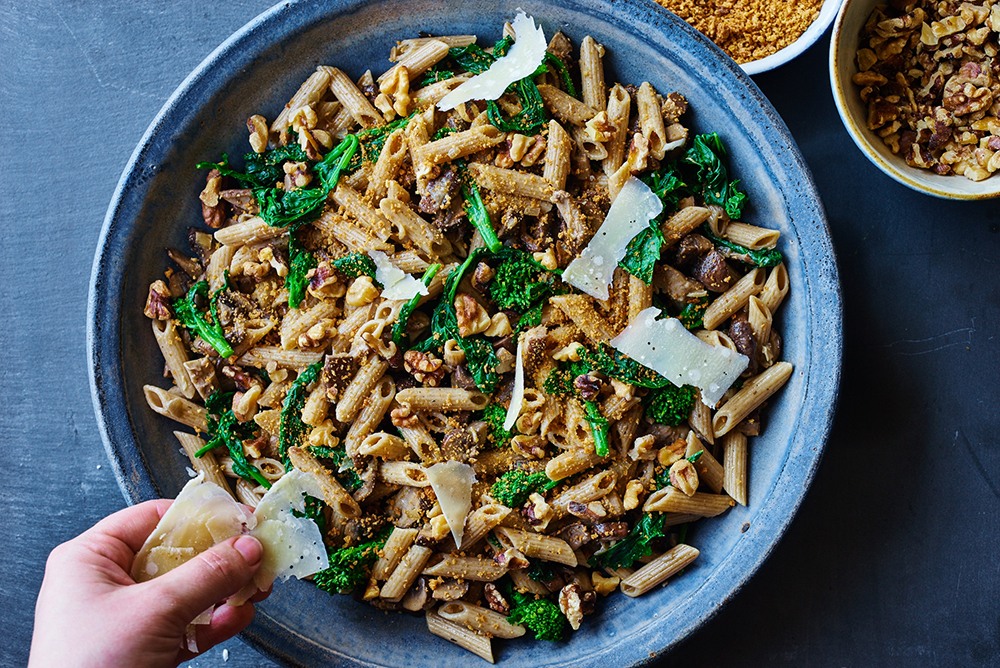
top-left (140, 13), bottom-right (792, 662)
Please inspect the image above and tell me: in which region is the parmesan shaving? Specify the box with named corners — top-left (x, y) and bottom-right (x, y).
top-left (562, 177), bottom-right (663, 300)
top-left (503, 337), bottom-right (525, 430)
top-left (368, 249), bottom-right (429, 300)
top-left (437, 12), bottom-right (547, 111)
top-left (425, 461), bottom-right (476, 548)
top-left (610, 308), bottom-right (749, 407)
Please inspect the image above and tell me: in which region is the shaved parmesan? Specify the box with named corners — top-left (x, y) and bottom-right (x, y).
top-left (503, 337), bottom-right (525, 431)
top-left (437, 12), bottom-right (547, 111)
top-left (425, 461), bottom-right (476, 548)
top-left (563, 177), bottom-right (663, 300)
top-left (368, 250), bottom-right (429, 300)
top-left (230, 470), bottom-right (330, 605)
top-left (131, 474), bottom-right (254, 583)
top-left (610, 308), bottom-right (749, 407)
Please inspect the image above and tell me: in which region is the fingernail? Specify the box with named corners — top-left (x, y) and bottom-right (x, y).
top-left (234, 535), bottom-right (262, 566)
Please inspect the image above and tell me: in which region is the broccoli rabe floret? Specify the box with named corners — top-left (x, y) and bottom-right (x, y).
top-left (313, 532), bottom-right (387, 595)
top-left (481, 403), bottom-right (513, 448)
top-left (491, 469), bottom-right (550, 507)
top-left (508, 590), bottom-right (568, 641)
top-left (645, 384), bottom-right (697, 426)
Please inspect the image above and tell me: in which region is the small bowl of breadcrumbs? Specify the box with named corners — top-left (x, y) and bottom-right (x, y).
top-left (653, 0), bottom-right (846, 74)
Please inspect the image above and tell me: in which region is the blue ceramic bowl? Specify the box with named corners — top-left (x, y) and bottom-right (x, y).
top-left (88, 1), bottom-right (842, 665)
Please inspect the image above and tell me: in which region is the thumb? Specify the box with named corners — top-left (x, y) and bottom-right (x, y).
top-left (146, 535), bottom-right (262, 624)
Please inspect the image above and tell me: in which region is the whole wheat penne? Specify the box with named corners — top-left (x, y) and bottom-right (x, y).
top-left (372, 527), bottom-right (418, 580)
top-left (392, 35), bottom-right (476, 61)
top-left (426, 609), bottom-right (494, 663)
top-left (747, 295), bottom-right (773, 349)
top-left (206, 244), bottom-right (235, 293)
top-left (312, 208), bottom-right (392, 253)
top-left (702, 267), bottom-right (766, 331)
top-left (398, 415), bottom-right (442, 463)
top-left (238, 346), bottom-right (323, 369)
top-left (320, 66), bottom-right (383, 128)
top-left (546, 447), bottom-right (605, 481)
top-left (543, 120), bottom-right (572, 190)
top-left (460, 504), bottom-right (512, 550)
top-left (413, 125), bottom-right (504, 176)
top-left (215, 217), bottom-right (286, 247)
top-left (643, 486), bottom-right (733, 516)
top-left (603, 84), bottom-right (631, 176)
top-left (175, 431), bottom-right (231, 493)
top-left (722, 431), bottom-right (748, 506)
top-left (344, 376), bottom-right (395, 455)
top-left (270, 69), bottom-right (331, 134)
top-left (713, 362), bottom-right (793, 436)
top-left (579, 35), bottom-right (606, 111)
top-left (423, 556), bottom-right (508, 581)
top-left (380, 461), bottom-right (430, 487)
top-left (336, 356), bottom-right (389, 423)
top-left (378, 39), bottom-right (450, 91)
top-left (379, 197), bottom-right (451, 257)
top-left (725, 222), bottom-right (780, 250)
top-left (382, 545), bottom-right (434, 601)
top-left (333, 182), bottom-right (391, 242)
top-left (279, 299), bottom-right (339, 350)
top-left (636, 82), bottom-right (668, 160)
top-left (438, 601), bottom-right (526, 639)
top-left (686, 431), bottom-right (724, 494)
top-left (538, 84), bottom-right (598, 126)
top-left (468, 162), bottom-right (556, 202)
top-left (661, 206), bottom-right (711, 246)
top-left (395, 387), bottom-right (488, 412)
top-left (620, 544), bottom-right (699, 597)
top-left (411, 74), bottom-right (473, 106)
top-left (550, 470), bottom-right (617, 514)
top-left (287, 446), bottom-right (363, 526)
top-left (367, 129), bottom-right (408, 202)
top-left (495, 527), bottom-right (578, 566)
top-left (549, 294), bottom-right (614, 343)
top-left (358, 432), bottom-right (412, 460)
top-left (151, 319), bottom-right (194, 399)
top-left (143, 385), bottom-right (207, 432)
top-left (759, 263), bottom-right (789, 314)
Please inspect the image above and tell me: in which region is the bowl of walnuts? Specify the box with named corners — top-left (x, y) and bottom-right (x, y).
top-left (831, 0), bottom-right (1000, 199)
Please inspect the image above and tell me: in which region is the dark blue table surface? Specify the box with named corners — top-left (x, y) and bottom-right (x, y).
top-left (2, 2), bottom-right (998, 666)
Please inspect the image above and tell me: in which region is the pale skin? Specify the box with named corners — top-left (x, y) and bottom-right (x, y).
top-left (29, 499), bottom-right (271, 668)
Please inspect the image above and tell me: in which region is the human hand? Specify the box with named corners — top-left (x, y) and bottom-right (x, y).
top-left (29, 499), bottom-right (269, 668)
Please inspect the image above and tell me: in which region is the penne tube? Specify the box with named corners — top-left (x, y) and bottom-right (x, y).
top-left (395, 387), bottom-right (488, 412)
top-left (538, 84), bottom-right (598, 126)
top-left (279, 299), bottom-right (339, 350)
top-left (312, 208), bottom-right (392, 253)
top-left (550, 470), bottom-right (617, 515)
top-left (238, 346), bottom-right (323, 369)
top-left (543, 120), bottom-right (572, 191)
top-left (686, 431), bottom-right (724, 494)
top-left (175, 431), bottom-right (231, 494)
top-left (460, 504), bottom-right (512, 551)
top-left (336, 356), bottom-right (389, 423)
top-left (344, 376), bottom-right (395, 456)
top-left (643, 487), bottom-right (733, 516)
top-left (372, 527), bottom-right (418, 580)
top-left (320, 66), bottom-right (383, 128)
top-left (759, 263), bottom-right (789, 314)
top-left (270, 69), bottom-right (331, 134)
top-left (143, 385), bottom-right (207, 432)
top-left (206, 245), bottom-right (235, 293)
top-left (358, 432), bottom-right (412, 460)
top-left (747, 295), bottom-right (773, 350)
top-left (724, 222), bottom-right (780, 250)
top-left (426, 610), bottom-right (494, 663)
top-left (494, 527), bottom-right (577, 566)
top-left (367, 129), bottom-right (408, 202)
top-left (545, 447), bottom-right (605, 481)
top-left (422, 556), bottom-right (508, 581)
top-left (151, 319), bottom-right (194, 399)
top-left (636, 82), bottom-right (668, 160)
top-left (661, 206), bottom-right (711, 246)
top-left (413, 125), bottom-right (504, 176)
top-left (333, 182), bottom-right (391, 242)
top-left (379, 461), bottom-right (430, 487)
top-left (468, 162), bottom-right (556, 202)
top-left (287, 446), bottom-right (363, 526)
top-left (722, 431), bottom-right (748, 506)
top-left (712, 362), bottom-right (793, 437)
top-left (549, 294), bottom-right (614, 343)
top-left (603, 84), bottom-right (631, 176)
top-left (378, 39), bottom-right (450, 91)
top-left (381, 545), bottom-right (434, 601)
top-left (437, 601), bottom-right (525, 639)
top-left (702, 267), bottom-right (766, 331)
top-left (379, 197), bottom-right (451, 258)
top-left (215, 217), bottom-right (286, 247)
top-left (579, 36), bottom-right (607, 111)
top-left (620, 544), bottom-right (699, 597)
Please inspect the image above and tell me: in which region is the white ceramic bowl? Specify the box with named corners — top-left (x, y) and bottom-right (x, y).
top-left (741, 0), bottom-right (846, 75)
top-left (830, 0), bottom-right (1000, 199)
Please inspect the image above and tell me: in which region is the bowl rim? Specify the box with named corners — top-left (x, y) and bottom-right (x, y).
top-left (828, 0), bottom-right (1000, 200)
top-left (741, 0), bottom-right (846, 75)
top-left (88, 0), bottom-right (844, 665)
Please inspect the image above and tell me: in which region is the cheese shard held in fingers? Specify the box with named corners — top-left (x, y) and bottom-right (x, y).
top-left (610, 308), bottom-right (749, 407)
top-left (437, 11), bottom-right (548, 111)
top-left (563, 177), bottom-right (663, 300)
top-left (131, 473), bottom-right (255, 583)
top-left (425, 461), bottom-right (476, 548)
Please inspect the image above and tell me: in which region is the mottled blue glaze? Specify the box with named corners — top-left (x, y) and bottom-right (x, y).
top-left (88, 1), bottom-right (843, 666)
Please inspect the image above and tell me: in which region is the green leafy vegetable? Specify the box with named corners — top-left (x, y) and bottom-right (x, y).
top-left (194, 390), bottom-right (270, 489)
top-left (313, 529), bottom-right (390, 595)
top-left (332, 251), bottom-right (379, 282)
top-left (173, 281), bottom-right (233, 358)
top-left (591, 512), bottom-right (666, 570)
top-left (542, 52), bottom-right (577, 98)
top-left (642, 165), bottom-right (689, 213)
top-left (351, 111), bottom-right (419, 168)
top-left (543, 359), bottom-right (609, 457)
top-left (485, 77), bottom-right (547, 135)
top-left (420, 69), bottom-right (456, 86)
top-left (677, 295), bottom-right (710, 329)
top-left (582, 343), bottom-right (671, 389)
top-left (391, 263), bottom-right (441, 346)
top-left (286, 231), bottom-right (317, 309)
top-left (291, 493), bottom-right (327, 536)
top-left (619, 224), bottom-right (664, 285)
top-left (645, 384), bottom-right (697, 426)
top-left (490, 250), bottom-right (555, 312)
top-left (507, 590), bottom-right (567, 641)
top-left (432, 126), bottom-right (457, 141)
top-left (527, 559), bottom-right (556, 583)
top-left (460, 166), bottom-right (502, 252)
top-left (700, 225), bottom-right (783, 268)
top-left (684, 133), bottom-right (746, 219)
top-left (482, 403), bottom-right (514, 449)
top-left (490, 469), bottom-right (551, 507)
top-left (583, 400), bottom-right (610, 457)
top-left (306, 444), bottom-right (364, 492)
top-left (278, 361), bottom-right (323, 470)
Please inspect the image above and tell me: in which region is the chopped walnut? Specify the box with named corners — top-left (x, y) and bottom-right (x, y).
top-left (623, 480), bottom-right (644, 510)
top-left (484, 583), bottom-right (510, 615)
top-left (494, 547), bottom-right (530, 570)
top-left (591, 571), bottom-right (620, 596)
top-left (522, 492), bottom-right (555, 530)
top-left (144, 280), bottom-right (172, 320)
top-left (572, 373), bottom-right (602, 401)
top-left (454, 294), bottom-right (490, 337)
top-left (628, 434), bottom-right (657, 461)
top-left (200, 169), bottom-right (226, 228)
top-left (391, 405), bottom-right (420, 428)
top-left (403, 350), bottom-right (446, 386)
top-left (657, 438), bottom-right (688, 468)
top-left (669, 459), bottom-right (700, 496)
top-left (558, 584), bottom-right (590, 631)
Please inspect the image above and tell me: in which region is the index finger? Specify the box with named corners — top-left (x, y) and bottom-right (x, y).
top-left (87, 499), bottom-right (174, 554)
